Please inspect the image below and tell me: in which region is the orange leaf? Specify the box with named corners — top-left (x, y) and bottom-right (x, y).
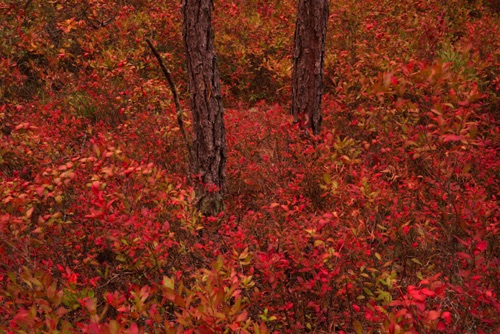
top-left (235, 309), bottom-right (248, 322)
top-left (428, 310), bottom-right (440, 321)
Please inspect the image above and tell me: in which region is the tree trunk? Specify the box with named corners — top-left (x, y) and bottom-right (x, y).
top-left (182, 0), bottom-right (226, 215)
top-left (291, 0), bottom-right (329, 135)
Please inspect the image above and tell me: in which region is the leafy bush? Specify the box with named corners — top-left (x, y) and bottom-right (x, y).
top-left (0, 0), bottom-right (498, 332)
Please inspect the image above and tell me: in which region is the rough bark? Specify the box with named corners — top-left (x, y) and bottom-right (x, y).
top-left (182, 0), bottom-right (226, 215)
top-left (291, 0), bottom-right (329, 135)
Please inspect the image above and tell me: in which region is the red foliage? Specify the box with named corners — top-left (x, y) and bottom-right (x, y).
top-left (1, 0), bottom-right (499, 332)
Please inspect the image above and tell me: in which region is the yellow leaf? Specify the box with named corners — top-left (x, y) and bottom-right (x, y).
top-left (314, 240), bottom-right (324, 247)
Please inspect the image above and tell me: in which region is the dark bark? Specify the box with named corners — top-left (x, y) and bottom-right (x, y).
top-left (182, 0), bottom-right (226, 215)
top-left (291, 0), bottom-right (329, 135)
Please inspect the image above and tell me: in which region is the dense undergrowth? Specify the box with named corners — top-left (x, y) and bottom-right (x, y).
top-left (1, 0), bottom-right (499, 333)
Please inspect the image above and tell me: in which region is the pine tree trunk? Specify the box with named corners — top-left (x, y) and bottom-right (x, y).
top-left (182, 0), bottom-right (226, 215)
top-left (291, 0), bottom-right (329, 135)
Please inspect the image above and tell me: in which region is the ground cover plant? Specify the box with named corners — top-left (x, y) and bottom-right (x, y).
top-left (0, 0), bottom-right (499, 332)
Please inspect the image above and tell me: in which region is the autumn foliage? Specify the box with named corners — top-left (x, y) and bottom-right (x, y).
top-left (0, 0), bottom-right (499, 333)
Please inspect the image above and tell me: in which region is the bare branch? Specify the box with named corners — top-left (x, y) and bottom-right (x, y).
top-left (146, 38), bottom-right (193, 166)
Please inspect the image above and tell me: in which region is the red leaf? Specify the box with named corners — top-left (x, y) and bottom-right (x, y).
top-left (456, 252), bottom-right (472, 260)
top-left (442, 311), bottom-right (452, 324)
top-left (36, 186), bottom-right (45, 197)
top-left (125, 322), bottom-right (139, 334)
top-left (476, 240), bottom-right (487, 252)
top-left (421, 288), bottom-right (435, 297)
top-left (442, 134), bottom-right (462, 142)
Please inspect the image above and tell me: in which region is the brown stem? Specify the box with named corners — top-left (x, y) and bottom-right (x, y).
top-left (145, 38), bottom-right (193, 167)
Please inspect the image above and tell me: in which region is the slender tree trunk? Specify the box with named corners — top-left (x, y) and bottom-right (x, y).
top-left (291, 0), bottom-right (329, 135)
top-left (182, 0), bottom-right (226, 215)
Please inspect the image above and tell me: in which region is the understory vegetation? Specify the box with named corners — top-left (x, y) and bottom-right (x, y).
top-left (0, 0), bottom-right (499, 332)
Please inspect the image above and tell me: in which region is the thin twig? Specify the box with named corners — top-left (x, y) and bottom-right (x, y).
top-left (145, 39), bottom-right (193, 166)
top-left (0, 235), bottom-right (35, 269)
